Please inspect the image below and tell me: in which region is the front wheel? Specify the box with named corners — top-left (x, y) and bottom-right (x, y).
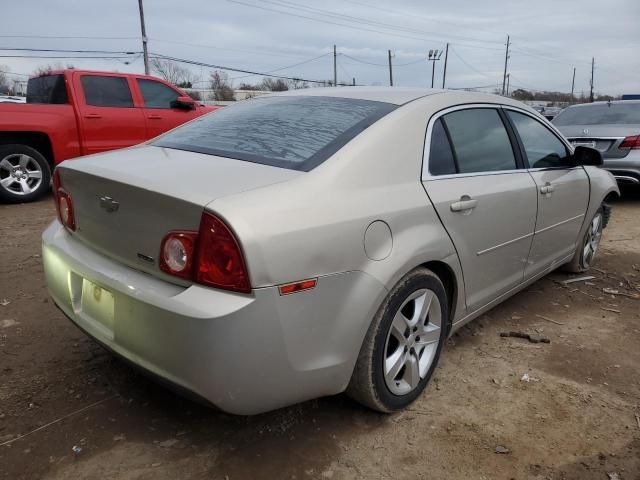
top-left (0, 144), bottom-right (51, 203)
top-left (347, 268), bottom-right (448, 412)
top-left (564, 206), bottom-right (605, 273)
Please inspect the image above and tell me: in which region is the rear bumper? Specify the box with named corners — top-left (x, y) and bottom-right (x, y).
top-left (42, 221), bottom-right (387, 414)
top-left (603, 151), bottom-right (640, 185)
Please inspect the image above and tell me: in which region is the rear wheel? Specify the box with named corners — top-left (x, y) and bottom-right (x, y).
top-left (0, 144), bottom-right (51, 203)
top-left (347, 268), bottom-right (448, 412)
top-left (564, 206), bottom-right (604, 273)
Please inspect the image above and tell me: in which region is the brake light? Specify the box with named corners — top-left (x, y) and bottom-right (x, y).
top-left (52, 168), bottom-right (76, 231)
top-left (195, 212), bottom-right (251, 293)
top-left (159, 212), bottom-right (251, 293)
top-left (620, 134), bottom-right (640, 150)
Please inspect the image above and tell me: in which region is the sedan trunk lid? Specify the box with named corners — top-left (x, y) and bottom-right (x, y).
top-left (556, 123), bottom-right (640, 158)
top-left (57, 145), bottom-right (302, 282)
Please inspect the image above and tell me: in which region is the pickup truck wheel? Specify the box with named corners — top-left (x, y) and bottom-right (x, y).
top-left (0, 145), bottom-right (51, 203)
top-left (346, 267), bottom-right (448, 412)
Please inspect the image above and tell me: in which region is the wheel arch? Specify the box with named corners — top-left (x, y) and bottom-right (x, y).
top-left (419, 260), bottom-right (458, 335)
top-left (0, 132), bottom-right (54, 169)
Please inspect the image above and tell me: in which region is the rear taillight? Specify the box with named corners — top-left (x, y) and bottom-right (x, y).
top-left (620, 134), bottom-right (640, 150)
top-left (159, 232), bottom-right (197, 279)
top-left (195, 212), bottom-right (251, 293)
top-left (159, 212), bottom-right (251, 294)
top-left (52, 168), bottom-right (76, 231)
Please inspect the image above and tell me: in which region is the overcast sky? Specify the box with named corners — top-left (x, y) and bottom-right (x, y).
top-left (1, 0), bottom-right (639, 95)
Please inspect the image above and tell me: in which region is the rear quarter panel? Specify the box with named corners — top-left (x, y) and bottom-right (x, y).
top-left (0, 104), bottom-right (82, 163)
top-left (208, 94), bottom-right (467, 323)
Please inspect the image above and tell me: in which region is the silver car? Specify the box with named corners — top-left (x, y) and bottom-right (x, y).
top-left (553, 100), bottom-right (640, 187)
top-left (43, 88), bottom-right (619, 415)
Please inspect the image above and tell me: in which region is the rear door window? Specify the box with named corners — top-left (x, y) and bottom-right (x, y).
top-left (442, 108), bottom-right (517, 173)
top-left (138, 79), bottom-right (179, 108)
top-left (428, 118), bottom-right (457, 175)
top-left (153, 96), bottom-right (396, 171)
top-left (81, 75), bottom-right (134, 108)
top-left (26, 74), bottom-right (68, 104)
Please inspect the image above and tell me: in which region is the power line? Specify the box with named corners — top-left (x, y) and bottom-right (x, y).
top-left (229, 52), bottom-right (331, 81)
top-left (0, 34), bottom-right (139, 40)
top-left (227, 0), bottom-right (505, 51)
top-left (340, 53), bottom-right (427, 67)
top-left (258, 0), bottom-right (504, 46)
top-left (449, 48), bottom-right (497, 81)
top-left (0, 47), bottom-right (139, 54)
top-left (150, 38), bottom-right (314, 60)
top-left (149, 52), bottom-right (352, 85)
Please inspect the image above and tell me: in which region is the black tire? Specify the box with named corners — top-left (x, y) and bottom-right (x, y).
top-left (0, 144), bottom-right (51, 203)
top-left (347, 267), bottom-right (448, 412)
top-left (563, 205), bottom-right (604, 273)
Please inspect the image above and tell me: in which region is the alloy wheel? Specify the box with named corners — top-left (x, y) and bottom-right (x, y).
top-left (582, 212), bottom-right (603, 269)
top-left (383, 288), bottom-right (442, 395)
top-left (0, 153), bottom-right (43, 196)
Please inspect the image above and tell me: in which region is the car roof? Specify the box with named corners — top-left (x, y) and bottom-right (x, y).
top-left (268, 86), bottom-right (530, 107)
top-left (565, 99), bottom-right (640, 108)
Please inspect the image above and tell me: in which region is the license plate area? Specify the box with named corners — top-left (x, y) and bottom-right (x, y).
top-left (571, 140), bottom-right (596, 148)
top-left (69, 272), bottom-right (115, 339)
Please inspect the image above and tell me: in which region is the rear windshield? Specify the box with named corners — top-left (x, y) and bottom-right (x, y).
top-left (553, 102), bottom-right (640, 126)
top-left (153, 96), bottom-right (396, 171)
top-left (26, 74), bottom-right (68, 104)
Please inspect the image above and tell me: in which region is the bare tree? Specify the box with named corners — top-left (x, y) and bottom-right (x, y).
top-left (209, 70), bottom-right (235, 101)
top-left (260, 77), bottom-right (289, 91)
top-left (0, 65), bottom-right (8, 94)
top-left (288, 78), bottom-right (309, 90)
top-left (32, 62), bottom-right (74, 76)
top-left (151, 58), bottom-right (196, 87)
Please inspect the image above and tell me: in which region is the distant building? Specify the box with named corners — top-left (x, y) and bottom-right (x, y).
top-left (622, 94), bottom-right (640, 100)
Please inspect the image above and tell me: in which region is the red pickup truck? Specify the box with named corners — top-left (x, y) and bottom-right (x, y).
top-left (0, 69), bottom-right (217, 202)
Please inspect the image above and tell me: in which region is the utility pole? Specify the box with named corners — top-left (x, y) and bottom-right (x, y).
top-left (333, 45), bottom-right (337, 87)
top-left (428, 49), bottom-right (443, 88)
top-left (589, 57), bottom-right (595, 102)
top-left (441, 43), bottom-right (449, 89)
top-left (570, 67), bottom-right (576, 101)
top-left (388, 50), bottom-right (393, 86)
top-left (138, 0), bottom-right (150, 75)
top-left (501, 35), bottom-right (510, 95)
top-left (506, 73), bottom-right (510, 96)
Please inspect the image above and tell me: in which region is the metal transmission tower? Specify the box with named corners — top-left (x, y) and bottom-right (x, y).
top-left (428, 49), bottom-right (443, 88)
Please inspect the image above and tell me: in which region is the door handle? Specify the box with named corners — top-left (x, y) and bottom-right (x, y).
top-left (147, 115), bottom-right (162, 120)
top-left (540, 182), bottom-right (555, 194)
top-left (84, 113), bottom-right (102, 119)
top-left (450, 196), bottom-right (478, 212)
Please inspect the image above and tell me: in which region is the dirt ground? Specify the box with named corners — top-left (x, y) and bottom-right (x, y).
top-left (1, 192), bottom-right (639, 480)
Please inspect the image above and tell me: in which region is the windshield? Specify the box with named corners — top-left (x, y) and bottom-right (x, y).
top-left (26, 74), bottom-right (68, 104)
top-left (553, 102), bottom-right (640, 126)
top-left (153, 95), bottom-right (396, 171)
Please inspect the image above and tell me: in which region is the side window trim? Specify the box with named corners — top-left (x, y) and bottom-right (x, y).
top-left (439, 117), bottom-right (460, 173)
top-left (501, 106), bottom-right (574, 170)
top-left (422, 103), bottom-right (524, 180)
top-left (497, 108), bottom-right (526, 169)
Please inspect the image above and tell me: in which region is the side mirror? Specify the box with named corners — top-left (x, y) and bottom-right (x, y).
top-left (170, 96), bottom-right (196, 110)
top-left (572, 145), bottom-right (603, 167)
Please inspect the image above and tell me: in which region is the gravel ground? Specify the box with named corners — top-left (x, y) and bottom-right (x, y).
top-left (1, 192), bottom-right (639, 480)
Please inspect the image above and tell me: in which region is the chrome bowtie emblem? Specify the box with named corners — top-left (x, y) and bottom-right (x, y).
top-left (99, 195), bottom-right (119, 213)
top-left (582, 128), bottom-right (589, 134)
